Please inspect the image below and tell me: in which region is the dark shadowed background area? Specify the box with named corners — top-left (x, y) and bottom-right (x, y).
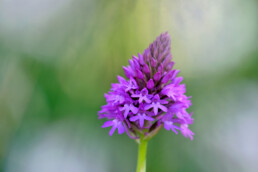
top-left (0, 0), bottom-right (258, 172)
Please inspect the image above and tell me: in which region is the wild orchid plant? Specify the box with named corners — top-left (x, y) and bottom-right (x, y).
top-left (98, 32), bottom-right (194, 172)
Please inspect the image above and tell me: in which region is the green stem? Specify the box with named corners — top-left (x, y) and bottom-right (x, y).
top-left (136, 138), bottom-right (148, 172)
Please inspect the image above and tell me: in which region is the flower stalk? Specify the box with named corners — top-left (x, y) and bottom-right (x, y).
top-left (136, 137), bottom-right (148, 172)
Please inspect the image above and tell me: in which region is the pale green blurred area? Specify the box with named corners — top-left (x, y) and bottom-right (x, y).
top-left (0, 0), bottom-right (258, 172)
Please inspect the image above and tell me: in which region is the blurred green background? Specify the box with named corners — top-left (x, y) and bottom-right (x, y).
top-left (0, 0), bottom-right (258, 172)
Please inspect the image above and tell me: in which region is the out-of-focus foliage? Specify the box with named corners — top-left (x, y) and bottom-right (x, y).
top-left (0, 0), bottom-right (258, 172)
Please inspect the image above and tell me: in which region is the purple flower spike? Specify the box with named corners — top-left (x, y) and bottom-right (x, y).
top-left (99, 32), bottom-right (194, 140)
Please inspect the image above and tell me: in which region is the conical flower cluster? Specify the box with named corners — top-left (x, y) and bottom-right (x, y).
top-left (98, 32), bottom-right (194, 140)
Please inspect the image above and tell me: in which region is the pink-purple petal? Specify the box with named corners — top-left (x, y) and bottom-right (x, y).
top-left (117, 124), bottom-right (125, 134)
top-left (109, 126), bottom-right (116, 136)
top-left (158, 104), bottom-right (168, 112)
top-left (102, 121), bottom-right (114, 128)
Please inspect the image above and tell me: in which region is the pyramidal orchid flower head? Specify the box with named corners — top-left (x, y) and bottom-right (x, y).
top-left (99, 32), bottom-right (194, 140)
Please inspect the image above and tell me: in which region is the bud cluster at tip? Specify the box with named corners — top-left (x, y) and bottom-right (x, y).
top-left (98, 32), bottom-right (194, 140)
